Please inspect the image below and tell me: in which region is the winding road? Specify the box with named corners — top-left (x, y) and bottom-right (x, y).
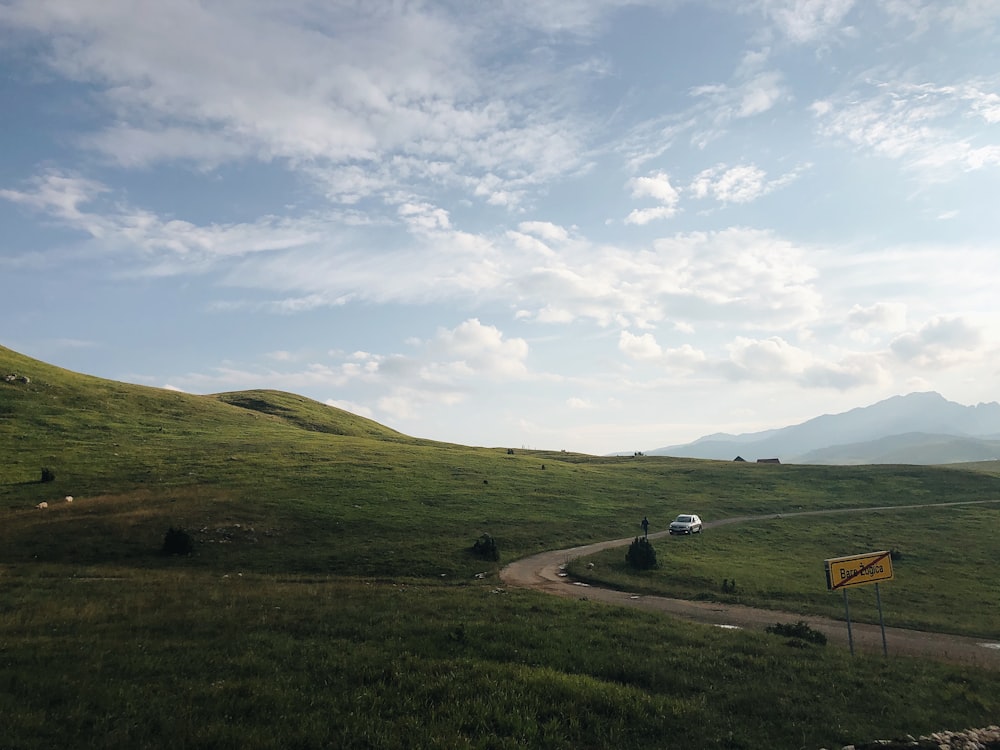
top-left (500, 501), bottom-right (1000, 670)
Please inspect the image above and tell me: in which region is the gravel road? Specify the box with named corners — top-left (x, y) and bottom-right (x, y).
top-left (500, 504), bottom-right (1000, 671)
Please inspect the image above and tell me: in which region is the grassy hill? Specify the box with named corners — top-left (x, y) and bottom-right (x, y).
top-left (2, 343), bottom-right (1000, 749)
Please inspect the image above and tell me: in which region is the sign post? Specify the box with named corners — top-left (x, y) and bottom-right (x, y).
top-left (824, 551), bottom-right (894, 657)
top-left (875, 582), bottom-right (888, 657)
top-left (842, 589), bottom-right (854, 656)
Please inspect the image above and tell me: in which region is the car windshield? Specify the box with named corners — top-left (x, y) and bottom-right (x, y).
top-left (675, 516), bottom-right (692, 523)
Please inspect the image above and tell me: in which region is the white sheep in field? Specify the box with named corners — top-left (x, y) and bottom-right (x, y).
top-left (36, 501), bottom-right (49, 509)
top-left (65, 496), bottom-right (73, 503)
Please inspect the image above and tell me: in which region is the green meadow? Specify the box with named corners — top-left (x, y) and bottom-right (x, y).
top-left (2, 343), bottom-right (1000, 749)
top-left (570, 504), bottom-right (1000, 637)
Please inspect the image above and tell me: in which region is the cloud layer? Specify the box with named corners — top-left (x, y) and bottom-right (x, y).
top-left (2, 0), bottom-right (1000, 453)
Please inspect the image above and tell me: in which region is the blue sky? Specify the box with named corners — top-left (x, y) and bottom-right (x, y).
top-left (2, 0), bottom-right (999, 455)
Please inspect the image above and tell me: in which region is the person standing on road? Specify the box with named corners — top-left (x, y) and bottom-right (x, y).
top-left (641, 516), bottom-right (649, 537)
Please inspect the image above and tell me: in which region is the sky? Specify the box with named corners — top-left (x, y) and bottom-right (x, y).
top-left (2, 0), bottom-right (1000, 455)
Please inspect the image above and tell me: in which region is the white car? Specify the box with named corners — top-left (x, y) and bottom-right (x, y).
top-left (669, 514), bottom-right (703, 535)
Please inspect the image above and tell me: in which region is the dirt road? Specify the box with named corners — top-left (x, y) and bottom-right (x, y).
top-left (500, 504), bottom-right (1000, 670)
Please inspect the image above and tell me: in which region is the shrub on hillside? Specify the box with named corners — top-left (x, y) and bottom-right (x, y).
top-left (471, 533), bottom-right (499, 561)
top-left (625, 536), bottom-right (657, 570)
top-left (766, 620), bottom-right (827, 646)
top-left (40, 467), bottom-right (55, 483)
top-left (162, 527), bottom-right (194, 556)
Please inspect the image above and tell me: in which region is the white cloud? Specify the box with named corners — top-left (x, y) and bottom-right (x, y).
top-left (689, 68), bottom-right (788, 141)
top-left (713, 165), bottom-right (767, 203)
top-left (80, 125), bottom-right (254, 168)
top-left (1, 170), bottom-right (322, 271)
top-left (532, 305), bottom-right (577, 324)
top-left (619, 331), bottom-right (663, 360)
top-left (398, 202), bottom-right (452, 233)
top-left (510, 226), bottom-right (823, 331)
top-left (801, 354), bottom-right (890, 389)
top-left (847, 302), bottom-right (908, 331)
top-left (664, 344), bottom-right (707, 369)
top-left (650, 228), bottom-right (821, 323)
top-left (721, 336), bottom-right (889, 390)
top-left (4, 167), bottom-right (831, 338)
top-left (810, 100), bottom-right (833, 116)
top-left (725, 335), bottom-right (812, 378)
top-left (159, 318), bottom-right (531, 425)
top-left (629, 172), bottom-right (681, 204)
top-left (377, 391), bottom-right (422, 421)
top-left (507, 221), bottom-right (574, 257)
top-left (889, 315), bottom-right (985, 367)
top-left (625, 206), bottom-right (679, 225)
top-left (814, 79), bottom-right (1000, 177)
top-left (737, 71), bottom-right (786, 117)
top-left (0, 0), bottom-right (595, 209)
top-left (625, 172), bottom-right (680, 224)
top-left (688, 163), bottom-right (802, 204)
top-left (518, 221), bottom-right (571, 244)
top-left (751, 0), bottom-right (857, 43)
top-left (506, 230), bottom-right (558, 257)
top-left (881, 1), bottom-right (1000, 32)
top-left (937, 1), bottom-right (1000, 30)
top-left (0, 170), bottom-right (108, 223)
top-left (963, 85), bottom-right (1000, 123)
top-left (430, 318), bottom-right (530, 379)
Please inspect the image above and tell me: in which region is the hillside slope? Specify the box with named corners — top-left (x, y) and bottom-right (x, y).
top-left (5, 342), bottom-right (1000, 578)
top-left (214, 389), bottom-right (413, 441)
top-left (1, 344), bottom-right (417, 447)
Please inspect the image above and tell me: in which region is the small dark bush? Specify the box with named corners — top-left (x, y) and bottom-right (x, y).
top-left (766, 620), bottom-right (827, 645)
top-left (625, 536), bottom-right (658, 570)
top-left (449, 623), bottom-right (467, 643)
top-left (162, 527), bottom-right (194, 556)
top-left (472, 533), bottom-right (499, 561)
top-left (40, 467), bottom-right (55, 483)
top-left (889, 548), bottom-right (903, 561)
top-left (721, 578), bottom-right (737, 593)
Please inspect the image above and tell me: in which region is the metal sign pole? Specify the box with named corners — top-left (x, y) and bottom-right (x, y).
top-left (826, 550), bottom-right (893, 659)
top-left (843, 589), bottom-right (854, 656)
top-left (875, 582), bottom-right (888, 657)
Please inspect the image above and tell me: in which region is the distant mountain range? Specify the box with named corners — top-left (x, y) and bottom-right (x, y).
top-left (646, 392), bottom-right (1000, 465)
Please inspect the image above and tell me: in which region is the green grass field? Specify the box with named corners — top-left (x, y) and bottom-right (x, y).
top-left (568, 505), bottom-right (1000, 637)
top-left (3, 343), bottom-right (1000, 749)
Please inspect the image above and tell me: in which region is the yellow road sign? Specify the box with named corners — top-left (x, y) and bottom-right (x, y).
top-left (825, 551), bottom-right (893, 591)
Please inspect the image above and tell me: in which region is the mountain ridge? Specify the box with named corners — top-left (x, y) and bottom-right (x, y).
top-left (646, 392), bottom-right (1000, 464)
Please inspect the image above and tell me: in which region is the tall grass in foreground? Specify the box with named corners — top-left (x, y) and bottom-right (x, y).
top-left (2, 569), bottom-right (999, 750)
